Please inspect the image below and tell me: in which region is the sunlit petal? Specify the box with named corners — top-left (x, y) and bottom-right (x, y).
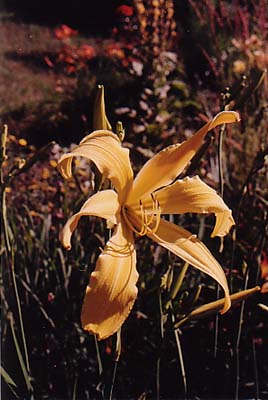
top-left (126, 111), bottom-right (240, 204)
top-left (60, 190), bottom-right (120, 250)
top-left (148, 219), bottom-right (231, 313)
top-left (140, 176), bottom-right (234, 237)
top-left (58, 130), bottom-right (133, 203)
top-left (81, 222), bottom-right (138, 340)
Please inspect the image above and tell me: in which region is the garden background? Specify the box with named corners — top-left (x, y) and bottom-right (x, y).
top-left (1, 1), bottom-right (268, 399)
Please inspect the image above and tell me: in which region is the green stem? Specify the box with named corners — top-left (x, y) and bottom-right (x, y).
top-left (252, 336), bottom-right (260, 400)
top-left (218, 123), bottom-right (225, 198)
top-left (171, 311), bottom-right (187, 397)
top-left (94, 335), bottom-right (103, 376)
top-left (235, 265), bottom-right (249, 400)
top-left (108, 329), bottom-right (121, 400)
top-left (11, 249), bottom-right (31, 376)
top-left (164, 262), bottom-right (189, 311)
top-left (213, 284), bottom-right (220, 359)
top-left (9, 312), bottom-right (33, 394)
top-left (1, 187), bottom-right (11, 252)
top-left (94, 335), bottom-right (105, 399)
top-left (72, 374), bottom-right (78, 400)
top-left (156, 291), bottom-right (164, 400)
top-left (214, 120), bottom-right (226, 359)
top-left (0, 125), bottom-right (11, 252)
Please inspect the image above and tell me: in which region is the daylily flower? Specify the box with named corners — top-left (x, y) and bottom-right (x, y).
top-left (58, 110), bottom-right (240, 340)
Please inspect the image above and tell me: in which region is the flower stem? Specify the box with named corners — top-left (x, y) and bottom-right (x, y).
top-left (214, 113), bottom-right (227, 359)
top-left (235, 263), bottom-right (249, 400)
top-left (171, 311), bottom-right (187, 398)
top-left (108, 329), bottom-right (121, 400)
top-left (11, 249), bottom-right (31, 375)
top-left (252, 336), bottom-right (260, 400)
top-left (156, 290), bottom-right (164, 400)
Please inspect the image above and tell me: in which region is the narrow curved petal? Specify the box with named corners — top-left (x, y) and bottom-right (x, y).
top-left (126, 111), bottom-right (240, 204)
top-left (140, 176), bottom-right (234, 237)
top-left (148, 219), bottom-right (231, 313)
top-left (58, 130), bottom-right (133, 203)
top-left (81, 222), bottom-right (138, 340)
top-left (60, 190), bottom-right (120, 250)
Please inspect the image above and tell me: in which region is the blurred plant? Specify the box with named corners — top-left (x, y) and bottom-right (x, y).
top-left (55, 44), bottom-right (96, 75)
top-left (185, 0), bottom-right (268, 80)
top-left (231, 34), bottom-right (268, 73)
top-left (116, 4), bottom-right (134, 18)
top-left (110, 0), bottom-right (198, 142)
top-left (181, 0), bottom-right (268, 206)
top-left (44, 24), bottom-right (96, 75)
top-left (54, 24), bottom-right (78, 41)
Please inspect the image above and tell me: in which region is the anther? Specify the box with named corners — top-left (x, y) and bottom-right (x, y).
top-left (122, 194), bottom-right (162, 237)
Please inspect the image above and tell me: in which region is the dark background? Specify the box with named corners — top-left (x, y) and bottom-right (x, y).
top-left (2, 0), bottom-right (123, 34)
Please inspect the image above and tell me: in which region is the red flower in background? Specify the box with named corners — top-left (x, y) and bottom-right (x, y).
top-left (54, 43), bottom-right (96, 74)
top-left (77, 44), bottom-right (96, 60)
top-left (261, 251), bottom-right (268, 280)
top-left (54, 24), bottom-right (78, 40)
top-left (105, 43), bottom-right (125, 60)
top-left (116, 5), bottom-right (134, 17)
top-left (47, 292), bottom-right (55, 302)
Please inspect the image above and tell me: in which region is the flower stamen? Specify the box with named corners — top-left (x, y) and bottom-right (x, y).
top-left (139, 200), bottom-right (148, 236)
top-left (147, 198), bottom-right (161, 234)
top-left (143, 194), bottom-right (157, 228)
top-left (122, 194), bottom-right (161, 236)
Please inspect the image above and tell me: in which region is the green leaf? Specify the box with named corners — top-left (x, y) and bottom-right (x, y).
top-left (9, 313), bottom-right (33, 392)
top-left (1, 366), bottom-right (17, 387)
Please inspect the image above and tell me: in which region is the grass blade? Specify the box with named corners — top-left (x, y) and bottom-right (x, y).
top-left (72, 374), bottom-right (78, 400)
top-left (108, 329), bottom-right (121, 400)
top-left (10, 249), bottom-right (31, 375)
top-left (1, 366), bottom-right (19, 399)
top-left (1, 365), bottom-right (17, 387)
top-left (8, 312), bottom-right (33, 393)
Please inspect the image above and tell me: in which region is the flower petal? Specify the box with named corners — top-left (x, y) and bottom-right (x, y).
top-left (126, 111), bottom-right (240, 204)
top-left (142, 176), bottom-right (234, 237)
top-left (58, 130), bottom-right (133, 203)
top-left (81, 222), bottom-right (138, 340)
top-left (148, 219), bottom-right (231, 313)
top-left (60, 190), bottom-right (120, 250)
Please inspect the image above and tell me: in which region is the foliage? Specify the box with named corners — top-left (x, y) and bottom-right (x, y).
top-left (111, 0), bottom-right (199, 145)
top-left (177, 0), bottom-right (268, 83)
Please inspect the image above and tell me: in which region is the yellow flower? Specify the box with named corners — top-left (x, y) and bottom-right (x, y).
top-left (18, 138), bottom-right (27, 147)
top-left (232, 59), bottom-right (246, 74)
top-left (49, 159), bottom-right (58, 168)
top-left (58, 110), bottom-right (240, 340)
top-left (42, 167), bottom-right (50, 179)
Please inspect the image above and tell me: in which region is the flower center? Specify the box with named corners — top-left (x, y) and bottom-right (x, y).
top-left (122, 193), bottom-right (161, 236)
